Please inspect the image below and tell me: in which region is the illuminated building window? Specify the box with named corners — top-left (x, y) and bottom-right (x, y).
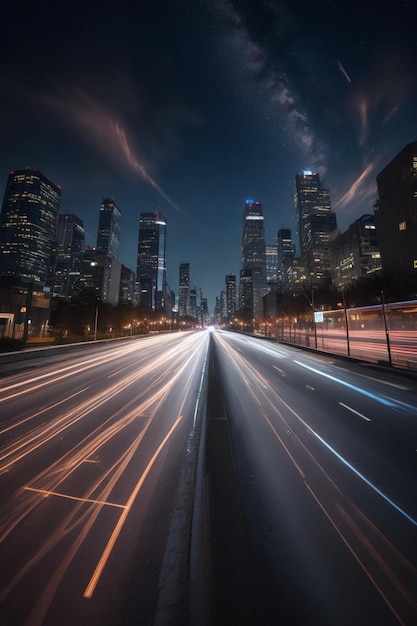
top-left (399, 221), bottom-right (407, 231)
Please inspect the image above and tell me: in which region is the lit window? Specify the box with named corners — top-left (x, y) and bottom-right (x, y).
top-left (399, 221), bottom-right (407, 231)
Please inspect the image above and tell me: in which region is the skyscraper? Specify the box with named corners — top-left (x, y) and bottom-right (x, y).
top-left (0, 168), bottom-right (61, 286)
top-left (80, 248), bottom-right (121, 305)
top-left (374, 141), bottom-right (417, 285)
top-left (119, 264), bottom-right (136, 304)
top-left (179, 262), bottom-right (190, 317)
top-left (54, 214), bottom-right (85, 299)
top-left (96, 198), bottom-right (121, 261)
top-left (294, 171), bottom-right (337, 286)
top-left (137, 211), bottom-right (167, 311)
top-left (294, 171), bottom-right (330, 255)
top-left (225, 273), bottom-right (237, 319)
top-left (277, 228), bottom-right (296, 267)
top-left (240, 199), bottom-right (267, 318)
top-left (189, 288), bottom-right (197, 320)
top-left (277, 228), bottom-right (296, 290)
top-left (330, 214), bottom-right (381, 290)
top-left (265, 243), bottom-right (278, 291)
top-left (199, 290), bottom-right (209, 326)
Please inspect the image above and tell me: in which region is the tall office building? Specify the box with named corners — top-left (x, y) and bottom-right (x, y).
top-left (239, 268), bottom-right (253, 316)
top-left (265, 243), bottom-right (278, 291)
top-left (240, 199), bottom-right (267, 318)
top-left (277, 228), bottom-right (296, 291)
top-left (189, 288), bottom-right (197, 320)
top-left (54, 214), bottom-right (85, 299)
top-left (0, 168), bottom-right (61, 286)
top-left (294, 171), bottom-right (337, 286)
top-left (80, 248), bottom-right (121, 305)
top-left (294, 171), bottom-right (330, 255)
top-left (225, 273), bottom-right (237, 319)
top-left (119, 264), bottom-right (136, 304)
top-left (96, 198), bottom-right (121, 261)
top-left (277, 228), bottom-right (296, 267)
top-left (137, 211), bottom-right (167, 311)
top-left (330, 214), bottom-right (381, 290)
top-left (178, 262), bottom-right (190, 317)
top-left (199, 291), bottom-right (209, 326)
top-left (374, 141), bottom-right (417, 284)
top-left (215, 290), bottom-right (226, 323)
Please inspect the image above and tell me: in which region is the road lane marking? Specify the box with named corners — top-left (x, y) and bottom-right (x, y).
top-left (83, 414), bottom-right (183, 599)
top-left (339, 402), bottom-right (371, 422)
top-left (24, 487), bottom-right (126, 509)
top-left (193, 343), bottom-right (209, 428)
top-left (273, 365), bottom-right (286, 377)
top-left (267, 392), bottom-right (417, 528)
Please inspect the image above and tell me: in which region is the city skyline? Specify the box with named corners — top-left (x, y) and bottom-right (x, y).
top-left (0, 1), bottom-right (416, 309)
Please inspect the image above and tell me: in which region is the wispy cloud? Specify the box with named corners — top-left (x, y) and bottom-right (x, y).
top-left (41, 88), bottom-right (185, 215)
top-left (336, 59), bottom-right (352, 83)
top-left (333, 162), bottom-right (377, 211)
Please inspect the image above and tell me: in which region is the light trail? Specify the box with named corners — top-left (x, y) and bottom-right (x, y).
top-left (83, 414), bottom-right (183, 599)
top-left (24, 486), bottom-right (126, 509)
top-left (0, 331), bottom-right (209, 626)
top-left (293, 359), bottom-right (399, 408)
top-left (0, 333), bottom-right (208, 471)
top-left (309, 428), bottom-right (417, 528)
top-left (213, 332), bottom-right (417, 622)
top-left (217, 335), bottom-right (417, 527)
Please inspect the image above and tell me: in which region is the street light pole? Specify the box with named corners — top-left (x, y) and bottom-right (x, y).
top-left (341, 291), bottom-right (350, 356)
top-left (380, 290), bottom-right (392, 366)
top-left (94, 304), bottom-right (98, 341)
top-left (311, 288), bottom-right (317, 349)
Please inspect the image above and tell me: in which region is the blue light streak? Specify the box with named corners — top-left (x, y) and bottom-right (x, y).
top-left (294, 360), bottom-right (397, 408)
top-left (311, 428), bottom-right (417, 527)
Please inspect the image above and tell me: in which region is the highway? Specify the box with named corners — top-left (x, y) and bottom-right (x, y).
top-left (1, 330), bottom-right (417, 625)
top-left (0, 332), bottom-right (209, 626)
top-left (209, 330), bottom-right (417, 625)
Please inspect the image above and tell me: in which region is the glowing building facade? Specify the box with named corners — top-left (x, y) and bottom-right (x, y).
top-left (0, 168), bottom-right (61, 286)
top-left (137, 211), bottom-right (167, 311)
top-left (96, 198), bottom-right (121, 261)
top-left (294, 171), bottom-right (337, 287)
top-left (240, 199), bottom-right (267, 318)
top-left (179, 262), bottom-right (190, 317)
top-left (54, 213), bottom-right (85, 299)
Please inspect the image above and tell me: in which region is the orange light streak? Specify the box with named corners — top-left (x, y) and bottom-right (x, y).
top-left (83, 414), bottom-right (183, 598)
top-left (24, 486), bottom-right (126, 509)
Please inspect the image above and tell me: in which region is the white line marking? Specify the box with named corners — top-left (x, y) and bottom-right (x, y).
top-left (339, 402), bottom-right (371, 422)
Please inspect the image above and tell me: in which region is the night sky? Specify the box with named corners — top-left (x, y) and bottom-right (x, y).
top-left (1, 1), bottom-right (416, 311)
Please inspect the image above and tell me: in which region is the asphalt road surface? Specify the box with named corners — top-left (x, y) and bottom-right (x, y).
top-left (0, 332), bottom-right (209, 626)
top-left (1, 330), bottom-right (417, 625)
top-left (208, 330), bottom-right (417, 625)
